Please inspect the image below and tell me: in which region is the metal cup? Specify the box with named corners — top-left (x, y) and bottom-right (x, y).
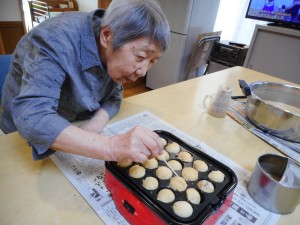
top-left (247, 154), bottom-right (300, 214)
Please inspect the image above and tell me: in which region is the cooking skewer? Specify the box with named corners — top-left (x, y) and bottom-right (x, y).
top-left (161, 157), bottom-right (180, 177)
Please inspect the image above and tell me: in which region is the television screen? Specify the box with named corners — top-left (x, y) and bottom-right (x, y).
top-left (246, 0), bottom-right (300, 28)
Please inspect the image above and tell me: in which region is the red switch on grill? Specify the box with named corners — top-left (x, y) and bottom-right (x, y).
top-left (123, 200), bottom-right (135, 214)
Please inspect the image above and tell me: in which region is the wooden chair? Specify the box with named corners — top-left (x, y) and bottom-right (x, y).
top-left (28, 0), bottom-right (50, 27)
top-left (0, 32), bottom-right (5, 54)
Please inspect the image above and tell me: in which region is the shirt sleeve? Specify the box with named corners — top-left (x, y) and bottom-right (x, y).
top-left (12, 46), bottom-right (71, 160)
top-left (100, 84), bottom-right (123, 119)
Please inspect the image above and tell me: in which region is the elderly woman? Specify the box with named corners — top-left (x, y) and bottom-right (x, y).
top-left (0, 0), bottom-right (170, 163)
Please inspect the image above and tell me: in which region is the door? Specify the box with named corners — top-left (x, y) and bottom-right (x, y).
top-left (146, 32), bottom-right (187, 89)
top-left (156, 0), bottom-right (194, 34)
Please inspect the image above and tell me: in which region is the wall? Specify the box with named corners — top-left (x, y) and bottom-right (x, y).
top-left (0, 0), bottom-right (22, 21)
top-left (0, 0), bottom-right (98, 21)
top-left (0, 0), bottom-right (24, 54)
top-left (77, 0), bottom-right (98, 12)
top-left (0, 0), bottom-right (98, 54)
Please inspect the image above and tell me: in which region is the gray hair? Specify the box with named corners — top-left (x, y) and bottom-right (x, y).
top-left (101, 0), bottom-right (170, 52)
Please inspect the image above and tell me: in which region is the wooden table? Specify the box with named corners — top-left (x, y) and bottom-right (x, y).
top-left (0, 66), bottom-right (299, 225)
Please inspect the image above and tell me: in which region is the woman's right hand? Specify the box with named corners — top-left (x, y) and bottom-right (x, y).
top-left (107, 126), bottom-right (164, 163)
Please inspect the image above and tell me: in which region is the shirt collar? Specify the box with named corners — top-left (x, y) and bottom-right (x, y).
top-left (80, 9), bottom-right (105, 71)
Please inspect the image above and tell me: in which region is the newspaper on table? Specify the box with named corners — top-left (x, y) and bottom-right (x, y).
top-left (228, 101), bottom-right (300, 164)
top-left (50, 111), bottom-right (280, 225)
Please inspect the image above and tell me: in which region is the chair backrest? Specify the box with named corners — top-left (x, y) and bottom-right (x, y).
top-left (184, 31), bottom-right (222, 80)
top-left (0, 54), bottom-right (12, 103)
top-left (28, 0), bottom-right (50, 27)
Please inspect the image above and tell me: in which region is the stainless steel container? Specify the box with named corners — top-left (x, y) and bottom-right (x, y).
top-left (239, 80), bottom-right (300, 142)
top-left (247, 154), bottom-right (300, 214)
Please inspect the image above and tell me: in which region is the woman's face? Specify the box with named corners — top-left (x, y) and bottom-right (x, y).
top-left (99, 27), bottom-right (162, 84)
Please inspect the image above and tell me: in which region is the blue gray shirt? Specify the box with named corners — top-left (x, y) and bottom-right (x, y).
top-left (0, 10), bottom-right (123, 160)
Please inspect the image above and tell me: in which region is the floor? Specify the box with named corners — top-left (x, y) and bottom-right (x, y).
top-left (123, 77), bottom-right (152, 98)
top-left (123, 84), bottom-right (152, 98)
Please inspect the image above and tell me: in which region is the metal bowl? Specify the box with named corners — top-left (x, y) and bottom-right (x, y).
top-left (247, 154), bottom-right (300, 214)
top-left (246, 81), bottom-right (300, 142)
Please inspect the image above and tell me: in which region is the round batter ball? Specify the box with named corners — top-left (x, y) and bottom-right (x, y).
top-left (169, 176), bottom-right (188, 192)
top-left (208, 170), bottom-right (225, 183)
top-left (142, 176), bottom-right (159, 190)
top-left (157, 189), bottom-right (175, 203)
top-left (177, 151), bottom-right (193, 162)
top-left (186, 188), bottom-right (201, 204)
top-left (117, 161), bottom-right (132, 168)
top-left (165, 142), bottom-right (181, 154)
top-left (168, 160), bottom-right (182, 171)
top-left (193, 160), bottom-right (208, 172)
top-left (160, 137), bottom-right (167, 146)
top-left (156, 166), bottom-right (172, 180)
top-left (182, 167), bottom-right (198, 181)
top-left (197, 180), bottom-right (214, 193)
top-left (155, 150), bottom-right (170, 161)
top-left (129, 165), bottom-right (146, 179)
top-left (143, 158), bottom-right (158, 169)
top-left (173, 201), bottom-right (193, 218)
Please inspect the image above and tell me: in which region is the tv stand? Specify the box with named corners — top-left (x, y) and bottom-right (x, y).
top-left (243, 24), bottom-right (300, 84)
top-left (267, 22), bottom-right (300, 31)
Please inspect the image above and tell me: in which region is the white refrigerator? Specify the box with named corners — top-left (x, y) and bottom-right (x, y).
top-left (146, 0), bottom-right (221, 89)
